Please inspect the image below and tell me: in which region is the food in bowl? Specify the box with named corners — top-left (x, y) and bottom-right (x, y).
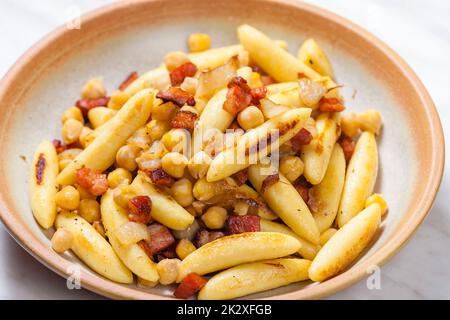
top-left (28, 24), bottom-right (387, 299)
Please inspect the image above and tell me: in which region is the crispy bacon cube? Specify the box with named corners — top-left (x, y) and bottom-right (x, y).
top-left (195, 230), bottom-right (225, 248)
top-left (339, 134), bottom-right (356, 163)
top-left (174, 273), bottom-right (208, 299)
top-left (171, 110), bottom-right (198, 130)
top-left (231, 168), bottom-right (249, 186)
top-left (261, 173), bottom-right (280, 194)
top-left (227, 215), bottom-right (261, 234)
top-left (156, 87), bottom-right (195, 107)
top-left (291, 128), bottom-right (313, 151)
top-left (75, 97), bottom-right (110, 117)
top-left (75, 167), bottom-right (108, 196)
top-left (318, 97), bottom-right (346, 112)
top-left (223, 76), bottom-right (253, 115)
top-left (139, 224), bottom-right (175, 258)
top-left (147, 168), bottom-right (175, 187)
top-left (170, 62), bottom-right (198, 86)
top-left (52, 139), bottom-right (67, 154)
top-left (119, 71), bottom-right (139, 91)
top-left (128, 195), bottom-right (152, 224)
top-left (294, 181), bottom-right (310, 203)
top-left (250, 86), bottom-right (267, 105)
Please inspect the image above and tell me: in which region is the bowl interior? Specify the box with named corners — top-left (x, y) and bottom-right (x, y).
top-left (0, 0), bottom-right (443, 299)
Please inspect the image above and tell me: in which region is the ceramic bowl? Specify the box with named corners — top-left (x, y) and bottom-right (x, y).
top-left (0, 0), bottom-right (444, 299)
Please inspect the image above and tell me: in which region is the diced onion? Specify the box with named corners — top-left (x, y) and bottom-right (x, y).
top-left (259, 98), bottom-right (291, 119)
top-left (113, 221), bottom-right (150, 246)
top-left (196, 56), bottom-right (239, 98)
top-left (298, 78), bottom-right (326, 107)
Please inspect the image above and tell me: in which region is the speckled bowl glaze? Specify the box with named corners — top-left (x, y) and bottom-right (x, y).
top-left (0, 0), bottom-right (444, 299)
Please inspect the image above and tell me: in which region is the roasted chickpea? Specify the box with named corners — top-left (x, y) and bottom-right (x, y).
top-left (359, 109), bottom-right (382, 135)
top-left (187, 33), bottom-right (211, 53)
top-left (164, 51), bottom-right (189, 71)
top-left (188, 151), bottom-right (211, 179)
top-left (55, 186), bottom-right (80, 210)
top-left (161, 152), bottom-right (188, 178)
top-left (81, 78), bottom-right (106, 99)
top-left (146, 120), bottom-right (171, 141)
top-left (193, 178), bottom-right (216, 201)
top-left (88, 107), bottom-right (116, 129)
top-left (62, 119), bottom-right (83, 145)
top-left (116, 145), bottom-right (138, 171)
top-left (107, 168), bottom-right (132, 188)
top-left (237, 106), bottom-right (264, 130)
top-left (176, 239), bottom-right (196, 260)
top-left (341, 112), bottom-right (360, 138)
top-left (171, 178), bottom-right (194, 207)
top-left (61, 106), bottom-right (84, 124)
top-left (79, 126), bottom-right (96, 148)
top-left (78, 199), bottom-right (101, 223)
top-left (51, 228), bottom-right (73, 253)
top-left (279, 155), bottom-right (304, 183)
top-left (113, 185), bottom-right (136, 208)
top-left (156, 258), bottom-right (181, 285)
top-left (233, 201), bottom-right (249, 216)
top-left (77, 185), bottom-right (96, 200)
top-left (202, 206), bottom-right (228, 229)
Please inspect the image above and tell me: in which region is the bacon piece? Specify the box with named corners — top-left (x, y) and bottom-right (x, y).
top-left (128, 195), bottom-right (152, 224)
top-left (223, 76), bottom-right (253, 115)
top-left (294, 182), bottom-right (309, 203)
top-left (171, 110), bottom-right (198, 130)
top-left (231, 168), bottom-right (249, 186)
top-left (52, 139), bottom-right (67, 154)
top-left (170, 62), bottom-right (197, 86)
top-left (156, 87), bottom-right (195, 107)
top-left (261, 173), bottom-right (280, 194)
top-left (228, 120), bottom-right (242, 131)
top-left (339, 135), bottom-right (356, 163)
top-left (75, 167), bottom-right (108, 196)
top-left (250, 87), bottom-right (267, 105)
top-left (148, 168), bottom-right (175, 187)
top-left (119, 71), bottom-right (138, 91)
top-left (174, 273), bottom-right (208, 299)
top-left (76, 97), bottom-right (110, 117)
top-left (195, 230), bottom-right (225, 247)
top-left (139, 224), bottom-right (175, 258)
top-left (261, 75), bottom-right (275, 86)
top-left (227, 215), bottom-right (261, 234)
top-left (35, 153), bottom-right (46, 185)
top-left (318, 98), bottom-right (346, 112)
top-left (291, 128), bottom-right (313, 151)
top-left (158, 243), bottom-right (178, 260)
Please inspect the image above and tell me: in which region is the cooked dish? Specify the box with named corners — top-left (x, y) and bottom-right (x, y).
top-left (29, 24), bottom-right (387, 299)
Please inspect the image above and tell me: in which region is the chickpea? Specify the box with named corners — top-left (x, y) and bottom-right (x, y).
top-left (193, 178), bottom-right (216, 201)
top-left (180, 77), bottom-right (198, 95)
top-left (78, 199), bottom-right (101, 223)
top-left (176, 239), bottom-right (196, 260)
top-left (365, 194), bottom-right (388, 216)
top-left (161, 152), bottom-right (188, 178)
top-left (320, 228), bottom-right (337, 246)
top-left (233, 201), bottom-right (249, 216)
top-left (191, 201), bottom-right (207, 216)
top-left (137, 277), bottom-right (158, 288)
top-left (61, 106), bottom-right (84, 124)
top-left (77, 185), bottom-right (96, 200)
top-left (87, 107), bottom-right (116, 129)
top-left (51, 228), bottom-right (73, 253)
top-left (92, 221), bottom-right (106, 238)
top-left (113, 185), bottom-right (136, 208)
top-left (171, 178), bottom-right (194, 207)
top-left (201, 206), bottom-right (228, 229)
top-left (107, 168), bottom-right (132, 188)
top-left (61, 119), bottom-right (83, 145)
top-left (152, 101), bottom-right (178, 121)
top-left (116, 145), bottom-right (138, 171)
top-left (108, 91), bottom-right (129, 110)
top-left (81, 78), bottom-right (106, 99)
top-left (58, 148), bottom-right (82, 171)
top-left (279, 156), bottom-right (304, 183)
top-left (341, 112), bottom-right (360, 138)
top-left (161, 128), bottom-right (189, 153)
top-left (359, 109), bottom-right (382, 135)
top-left (187, 33), bottom-right (211, 53)
top-left (55, 186), bottom-right (80, 210)
top-left (237, 106), bottom-right (264, 130)
top-left (79, 126), bottom-right (96, 148)
top-left (156, 258), bottom-right (181, 285)
top-left (188, 151), bottom-right (211, 179)
top-left (146, 120), bottom-right (171, 141)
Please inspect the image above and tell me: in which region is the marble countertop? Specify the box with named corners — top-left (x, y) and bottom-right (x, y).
top-left (0, 0), bottom-right (448, 299)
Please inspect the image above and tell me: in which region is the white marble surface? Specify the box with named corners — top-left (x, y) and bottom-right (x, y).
top-left (0, 0), bottom-right (448, 299)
